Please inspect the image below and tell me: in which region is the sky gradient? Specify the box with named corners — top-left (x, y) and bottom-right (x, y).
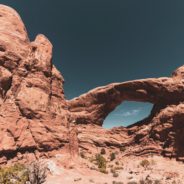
top-left (1, 1), bottom-right (184, 128)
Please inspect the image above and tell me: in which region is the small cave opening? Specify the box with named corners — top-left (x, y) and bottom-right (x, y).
top-left (103, 101), bottom-right (153, 129)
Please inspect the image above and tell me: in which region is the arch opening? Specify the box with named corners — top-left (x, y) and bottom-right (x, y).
top-left (103, 101), bottom-right (153, 129)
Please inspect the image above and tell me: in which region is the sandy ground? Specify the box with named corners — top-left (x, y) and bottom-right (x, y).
top-left (44, 154), bottom-right (184, 184)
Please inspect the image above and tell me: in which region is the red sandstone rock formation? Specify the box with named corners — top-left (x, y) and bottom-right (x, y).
top-left (0, 5), bottom-right (69, 164)
top-left (0, 4), bottom-right (184, 164)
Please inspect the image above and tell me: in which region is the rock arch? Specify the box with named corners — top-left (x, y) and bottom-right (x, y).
top-left (68, 67), bottom-right (184, 127)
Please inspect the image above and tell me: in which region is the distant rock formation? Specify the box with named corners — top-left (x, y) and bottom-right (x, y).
top-left (0, 4), bottom-right (184, 164)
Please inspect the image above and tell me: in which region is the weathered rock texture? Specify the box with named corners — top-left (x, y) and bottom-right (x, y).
top-left (0, 5), bottom-right (184, 164)
top-left (68, 67), bottom-right (184, 160)
top-left (0, 5), bottom-right (69, 164)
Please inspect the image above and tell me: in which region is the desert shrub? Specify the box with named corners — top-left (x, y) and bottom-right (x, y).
top-left (127, 182), bottom-right (138, 184)
top-left (89, 178), bottom-right (94, 183)
top-left (89, 157), bottom-right (96, 163)
top-left (113, 172), bottom-right (119, 177)
top-left (96, 155), bottom-right (106, 172)
top-left (112, 182), bottom-right (124, 184)
top-left (0, 163), bottom-right (29, 184)
top-left (27, 161), bottom-right (47, 184)
top-left (80, 152), bottom-right (85, 158)
top-left (99, 167), bottom-right (108, 174)
top-left (140, 178), bottom-right (159, 184)
top-left (110, 168), bottom-right (116, 173)
top-left (139, 179), bottom-right (146, 184)
top-left (115, 161), bottom-right (119, 165)
top-left (154, 180), bottom-right (161, 184)
top-left (95, 154), bottom-right (106, 169)
top-left (0, 161), bottom-right (47, 184)
top-left (140, 159), bottom-right (150, 169)
top-left (100, 148), bottom-right (106, 155)
top-left (111, 166), bottom-right (123, 175)
top-left (108, 164), bottom-right (113, 168)
top-left (114, 166), bottom-right (123, 170)
top-left (74, 177), bottom-right (82, 182)
top-left (110, 152), bottom-right (116, 161)
top-left (119, 146), bottom-right (126, 152)
top-left (172, 181), bottom-right (177, 184)
top-left (95, 154), bottom-right (108, 173)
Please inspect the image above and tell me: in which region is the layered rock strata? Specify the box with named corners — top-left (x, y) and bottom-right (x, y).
top-left (0, 5), bottom-right (184, 164)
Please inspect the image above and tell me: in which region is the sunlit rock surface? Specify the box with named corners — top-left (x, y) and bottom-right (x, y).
top-left (0, 4), bottom-right (184, 165)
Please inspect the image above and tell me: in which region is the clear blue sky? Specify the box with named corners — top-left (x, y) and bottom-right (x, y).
top-left (1, 0), bottom-right (184, 128)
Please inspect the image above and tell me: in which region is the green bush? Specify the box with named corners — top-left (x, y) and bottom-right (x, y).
top-left (95, 154), bottom-right (106, 169)
top-left (110, 152), bottom-right (116, 161)
top-left (0, 163), bottom-right (29, 184)
top-left (0, 161), bottom-right (47, 184)
top-left (95, 154), bottom-right (108, 173)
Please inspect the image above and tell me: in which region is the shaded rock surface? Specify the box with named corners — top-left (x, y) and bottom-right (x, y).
top-left (0, 4), bottom-right (184, 164)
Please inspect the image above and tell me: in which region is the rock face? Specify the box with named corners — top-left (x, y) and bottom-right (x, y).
top-left (0, 5), bottom-right (69, 164)
top-left (0, 4), bottom-right (184, 164)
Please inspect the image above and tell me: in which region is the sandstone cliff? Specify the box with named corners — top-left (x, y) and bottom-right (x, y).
top-left (0, 5), bottom-right (184, 165)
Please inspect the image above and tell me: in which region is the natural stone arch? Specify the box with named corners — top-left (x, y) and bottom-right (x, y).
top-left (68, 66), bottom-right (184, 127)
top-left (0, 4), bottom-right (184, 163)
